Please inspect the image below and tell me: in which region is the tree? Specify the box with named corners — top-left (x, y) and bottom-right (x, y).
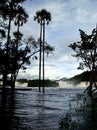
top-left (0, 0), bottom-right (26, 89)
top-left (0, 20), bottom-right (8, 89)
top-left (6, 35), bottom-right (40, 89)
top-left (0, 3), bottom-right (54, 90)
top-left (69, 28), bottom-right (97, 95)
top-left (7, 34), bottom-right (54, 90)
top-left (0, 0), bottom-right (26, 51)
top-left (9, 6), bottom-right (29, 89)
top-left (34, 9), bottom-right (51, 93)
top-left (42, 9), bottom-right (51, 93)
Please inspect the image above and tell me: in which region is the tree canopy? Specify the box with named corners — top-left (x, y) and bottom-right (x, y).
top-left (69, 28), bottom-right (97, 94)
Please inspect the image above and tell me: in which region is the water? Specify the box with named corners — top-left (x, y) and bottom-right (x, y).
top-left (0, 87), bottom-right (83, 130)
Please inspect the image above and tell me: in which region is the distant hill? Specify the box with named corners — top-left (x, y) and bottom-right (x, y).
top-left (55, 77), bottom-right (67, 82)
top-left (59, 77), bottom-right (67, 81)
top-left (67, 71), bottom-right (97, 84)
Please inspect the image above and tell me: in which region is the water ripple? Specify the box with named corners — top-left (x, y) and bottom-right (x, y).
top-left (0, 87), bottom-right (83, 130)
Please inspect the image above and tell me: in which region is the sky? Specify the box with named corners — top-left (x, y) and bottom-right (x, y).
top-left (18, 0), bottom-right (97, 80)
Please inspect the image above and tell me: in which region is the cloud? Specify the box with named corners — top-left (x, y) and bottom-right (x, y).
top-left (18, 71), bottom-right (38, 80)
top-left (68, 0), bottom-right (97, 24)
top-left (75, 7), bottom-right (89, 23)
top-left (16, 0), bottom-right (97, 80)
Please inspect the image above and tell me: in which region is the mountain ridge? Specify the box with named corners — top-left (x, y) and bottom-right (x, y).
top-left (66, 71), bottom-right (97, 84)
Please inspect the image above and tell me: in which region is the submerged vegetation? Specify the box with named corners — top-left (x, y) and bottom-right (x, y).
top-left (59, 93), bottom-right (97, 130)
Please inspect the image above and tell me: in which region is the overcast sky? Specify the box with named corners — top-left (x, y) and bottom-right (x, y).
top-left (18, 0), bottom-right (97, 80)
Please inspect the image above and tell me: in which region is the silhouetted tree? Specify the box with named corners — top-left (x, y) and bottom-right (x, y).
top-left (34, 10), bottom-right (43, 92)
top-left (0, 20), bottom-right (8, 89)
top-left (10, 6), bottom-right (29, 89)
top-left (0, 0), bottom-right (26, 89)
top-left (69, 28), bottom-right (97, 95)
top-left (34, 9), bottom-right (51, 93)
top-left (8, 35), bottom-right (38, 89)
top-left (0, 3), bottom-right (54, 90)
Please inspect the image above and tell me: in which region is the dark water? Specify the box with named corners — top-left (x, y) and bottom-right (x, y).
top-left (0, 87), bottom-right (83, 130)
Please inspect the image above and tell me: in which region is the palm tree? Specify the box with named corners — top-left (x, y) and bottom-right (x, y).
top-left (41, 9), bottom-right (51, 93)
top-left (34, 10), bottom-right (43, 92)
top-left (34, 9), bottom-right (51, 93)
top-left (0, 0), bottom-right (25, 51)
top-left (14, 5), bottom-right (28, 49)
top-left (11, 6), bottom-right (29, 89)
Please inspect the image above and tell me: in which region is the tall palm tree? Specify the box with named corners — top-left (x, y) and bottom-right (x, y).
top-left (14, 5), bottom-right (28, 49)
top-left (34, 10), bottom-right (43, 92)
top-left (41, 9), bottom-right (51, 93)
top-left (11, 6), bottom-right (29, 89)
top-left (34, 9), bottom-right (51, 93)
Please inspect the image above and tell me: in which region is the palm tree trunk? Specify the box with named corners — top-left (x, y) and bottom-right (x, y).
top-left (7, 15), bottom-right (11, 51)
top-left (7, 0), bottom-right (13, 50)
top-left (3, 16), bottom-right (11, 89)
top-left (5, 0), bottom-right (12, 88)
top-left (42, 22), bottom-right (45, 93)
top-left (39, 22), bottom-right (42, 92)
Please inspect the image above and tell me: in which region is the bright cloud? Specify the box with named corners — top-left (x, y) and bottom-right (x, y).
top-left (17, 0), bottom-right (97, 80)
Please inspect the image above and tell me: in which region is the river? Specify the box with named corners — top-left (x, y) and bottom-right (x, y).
top-left (0, 87), bottom-right (84, 130)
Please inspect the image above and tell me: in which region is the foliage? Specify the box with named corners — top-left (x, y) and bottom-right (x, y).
top-left (69, 28), bottom-right (97, 71)
top-left (59, 113), bottom-right (77, 130)
top-left (34, 9), bottom-right (51, 25)
top-left (69, 28), bottom-right (97, 94)
top-left (59, 93), bottom-right (97, 130)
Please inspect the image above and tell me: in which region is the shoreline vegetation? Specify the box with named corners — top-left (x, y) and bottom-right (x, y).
top-left (0, 71), bottom-right (96, 88)
top-left (0, 79), bottom-right (59, 88)
top-left (17, 79), bottom-right (59, 87)
top-left (59, 92), bottom-right (97, 130)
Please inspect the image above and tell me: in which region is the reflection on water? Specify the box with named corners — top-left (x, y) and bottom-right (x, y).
top-left (0, 87), bottom-right (83, 130)
top-left (0, 90), bottom-right (16, 130)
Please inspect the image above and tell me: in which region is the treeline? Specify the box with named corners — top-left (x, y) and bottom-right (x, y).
top-left (67, 71), bottom-right (97, 84)
top-left (17, 79), bottom-right (59, 87)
